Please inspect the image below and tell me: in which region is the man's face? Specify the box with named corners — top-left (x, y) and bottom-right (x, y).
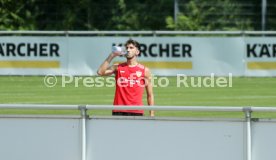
top-left (125, 43), bottom-right (139, 59)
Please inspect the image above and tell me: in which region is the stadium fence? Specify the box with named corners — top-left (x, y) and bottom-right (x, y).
top-left (1, 104), bottom-right (276, 160)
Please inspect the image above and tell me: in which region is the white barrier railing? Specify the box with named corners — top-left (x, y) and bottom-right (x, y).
top-left (1, 30), bottom-right (276, 36)
top-left (1, 104), bottom-right (276, 160)
top-left (2, 104), bottom-right (276, 112)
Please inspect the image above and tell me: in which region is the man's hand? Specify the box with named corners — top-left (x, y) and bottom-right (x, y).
top-left (150, 110), bottom-right (155, 117)
top-left (111, 51), bottom-right (122, 57)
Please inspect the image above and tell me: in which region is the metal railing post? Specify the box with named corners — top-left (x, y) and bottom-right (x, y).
top-left (243, 107), bottom-right (252, 160)
top-left (79, 105), bottom-right (88, 160)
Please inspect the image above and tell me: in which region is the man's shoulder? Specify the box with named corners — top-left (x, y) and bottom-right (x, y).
top-left (137, 63), bottom-right (145, 69)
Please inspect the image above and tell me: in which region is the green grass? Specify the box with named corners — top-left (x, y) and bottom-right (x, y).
top-left (0, 76), bottom-right (276, 118)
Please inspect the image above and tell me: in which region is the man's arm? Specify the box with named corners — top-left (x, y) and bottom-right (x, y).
top-left (97, 52), bottom-right (120, 76)
top-left (145, 67), bottom-right (154, 117)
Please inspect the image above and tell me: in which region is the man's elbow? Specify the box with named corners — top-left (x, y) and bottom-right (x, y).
top-left (97, 70), bottom-right (103, 76)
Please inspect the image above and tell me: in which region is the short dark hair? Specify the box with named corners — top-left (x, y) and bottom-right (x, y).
top-left (125, 39), bottom-right (140, 51)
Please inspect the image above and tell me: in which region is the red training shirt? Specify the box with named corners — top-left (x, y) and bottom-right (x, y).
top-left (113, 62), bottom-right (145, 114)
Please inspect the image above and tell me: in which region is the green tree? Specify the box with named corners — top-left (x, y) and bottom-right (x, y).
top-left (107, 0), bottom-right (173, 30)
top-left (0, 0), bottom-right (37, 30)
top-left (166, 0), bottom-right (253, 31)
top-left (33, 0), bottom-right (91, 30)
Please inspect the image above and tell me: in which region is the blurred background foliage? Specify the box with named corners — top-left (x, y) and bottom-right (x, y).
top-left (0, 0), bottom-right (275, 30)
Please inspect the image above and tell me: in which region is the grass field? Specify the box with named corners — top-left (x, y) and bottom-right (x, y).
top-left (0, 75), bottom-right (275, 118)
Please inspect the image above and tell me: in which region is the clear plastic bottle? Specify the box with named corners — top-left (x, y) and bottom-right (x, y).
top-left (112, 46), bottom-right (127, 55)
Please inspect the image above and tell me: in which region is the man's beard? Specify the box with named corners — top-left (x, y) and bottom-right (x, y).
top-left (125, 54), bottom-right (135, 60)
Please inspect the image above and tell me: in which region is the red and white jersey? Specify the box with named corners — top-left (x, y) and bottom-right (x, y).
top-left (113, 62), bottom-right (145, 114)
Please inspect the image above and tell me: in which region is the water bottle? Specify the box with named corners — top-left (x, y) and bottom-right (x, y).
top-left (112, 46), bottom-right (127, 55)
